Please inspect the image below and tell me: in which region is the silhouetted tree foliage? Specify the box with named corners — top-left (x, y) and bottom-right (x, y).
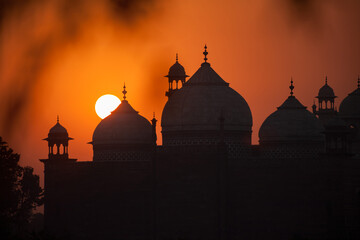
top-left (0, 137), bottom-right (43, 239)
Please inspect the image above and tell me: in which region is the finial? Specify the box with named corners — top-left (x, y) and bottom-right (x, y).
top-left (203, 44), bottom-right (208, 62)
top-left (122, 83), bottom-right (127, 100)
top-left (325, 76), bottom-right (328, 85)
top-left (176, 53), bottom-right (178, 62)
top-left (153, 112), bottom-right (155, 118)
top-left (358, 75), bottom-right (360, 89)
top-left (289, 78), bottom-right (294, 96)
top-left (57, 115), bottom-right (59, 123)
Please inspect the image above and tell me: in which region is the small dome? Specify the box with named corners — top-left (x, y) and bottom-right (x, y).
top-left (339, 87), bottom-right (360, 118)
top-left (318, 84), bottom-right (335, 98)
top-left (166, 61), bottom-right (188, 79)
top-left (49, 122), bottom-right (68, 134)
top-left (48, 118), bottom-right (69, 139)
top-left (259, 96), bottom-right (324, 143)
top-left (92, 100), bottom-right (152, 145)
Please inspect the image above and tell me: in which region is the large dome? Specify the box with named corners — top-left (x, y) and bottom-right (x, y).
top-left (339, 87), bottom-right (360, 118)
top-left (161, 58), bottom-right (252, 146)
top-left (92, 100), bottom-right (152, 145)
top-left (259, 95), bottom-right (324, 143)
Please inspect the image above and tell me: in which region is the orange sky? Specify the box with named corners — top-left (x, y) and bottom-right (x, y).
top-left (0, 0), bottom-right (359, 180)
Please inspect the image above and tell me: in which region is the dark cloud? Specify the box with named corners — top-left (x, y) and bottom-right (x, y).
top-left (281, 0), bottom-right (322, 28)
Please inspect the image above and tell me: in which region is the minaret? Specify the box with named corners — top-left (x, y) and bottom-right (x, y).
top-left (314, 76), bottom-right (337, 122)
top-left (40, 117), bottom-right (76, 231)
top-left (165, 53), bottom-right (189, 98)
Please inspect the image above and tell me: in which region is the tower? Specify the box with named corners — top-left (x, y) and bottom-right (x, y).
top-left (41, 116), bottom-right (75, 162)
top-left (40, 117), bottom-right (76, 233)
top-left (165, 54), bottom-right (189, 98)
top-left (313, 76), bottom-right (337, 122)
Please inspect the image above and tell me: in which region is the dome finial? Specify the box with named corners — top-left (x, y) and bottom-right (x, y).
top-left (122, 83), bottom-right (127, 101)
top-left (57, 115), bottom-right (59, 123)
top-left (290, 78), bottom-right (294, 96)
top-left (176, 53), bottom-right (178, 62)
top-left (203, 44), bottom-right (208, 62)
top-left (325, 76), bottom-right (328, 85)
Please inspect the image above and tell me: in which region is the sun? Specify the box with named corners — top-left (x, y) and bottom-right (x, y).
top-left (95, 94), bottom-right (121, 119)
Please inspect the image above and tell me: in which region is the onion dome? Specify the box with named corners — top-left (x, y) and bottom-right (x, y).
top-left (259, 80), bottom-right (324, 144)
top-left (165, 54), bottom-right (189, 79)
top-left (339, 77), bottom-right (360, 118)
top-left (161, 46), bottom-right (253, 145)
top-left (92, 87), bottom-right (152, 146)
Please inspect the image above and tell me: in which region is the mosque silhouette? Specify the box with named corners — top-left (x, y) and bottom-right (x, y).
top-left (41, 46), bottom-right (360, 240)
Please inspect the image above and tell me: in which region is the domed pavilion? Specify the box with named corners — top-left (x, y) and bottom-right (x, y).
top-left (312, 76), bottom-right (337, 122)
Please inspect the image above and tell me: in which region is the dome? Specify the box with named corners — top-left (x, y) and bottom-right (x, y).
top-left (48, 117), bottom-right (69, 139)
top-left (161, 61), bottom-right (252, 142)
top-left (167, 62), bottom-right (186, 78)
top-left (339, 87), bottom-right (360, 118)
top-left (318, 84), bottom-right (335, 98)
top-left (49, 122), bottom-right (68, 134)
top-left (259, 95), bottom-right (324, 143)
top-left (166, 55), bottom-right (189, 79)
top-left (92, 100), bottom-right (152, 145)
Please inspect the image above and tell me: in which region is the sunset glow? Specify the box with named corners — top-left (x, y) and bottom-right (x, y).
top-left (0, 0), bottom-right (359, 182)
top-left (95, 94), bottom-right (121, 119)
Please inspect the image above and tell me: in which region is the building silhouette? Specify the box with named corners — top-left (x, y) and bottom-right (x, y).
top-left (41, 46), bottom-right (360, 240)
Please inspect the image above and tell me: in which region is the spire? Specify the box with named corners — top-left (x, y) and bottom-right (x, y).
top-left (151, 112), bottom-right (157, 145)
top-left (358, 75), bottom-right (360, 89)
top-left (290, 78), bottom-right (294, 96)
top-left (203, 44), bottom-right (208, 62)
top-left (325, 76), bottom-right (328, 85)
top-left (122, 83), bottom-right (127, 101)
top-left (312, 99), bottom-right (317, 114)
top-left (57, 115), bottom-right (59, 123)
top-left (176, 53), bottom-right (178, 62)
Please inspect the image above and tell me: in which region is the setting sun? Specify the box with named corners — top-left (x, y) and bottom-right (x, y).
top-left (95, 94), bottom-right (121, 119)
